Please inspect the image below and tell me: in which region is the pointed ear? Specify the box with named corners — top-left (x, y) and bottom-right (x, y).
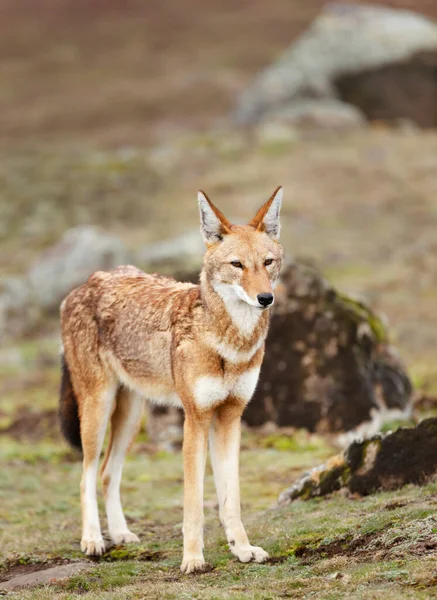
top-left (198, 190), bottom-right (231, 245)
top-left (249, 186), bottom-right (283, 240)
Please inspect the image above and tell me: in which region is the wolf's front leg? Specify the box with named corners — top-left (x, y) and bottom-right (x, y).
top-left (180, 410), bottom-right (213, 574)
top-left (209, 400), bottom-right (269, 564)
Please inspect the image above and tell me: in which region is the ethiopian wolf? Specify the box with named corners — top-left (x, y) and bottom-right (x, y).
top-left (59, 187), bottom-right (284, 573)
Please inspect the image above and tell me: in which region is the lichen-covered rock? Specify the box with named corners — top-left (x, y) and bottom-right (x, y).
top-left (233, 2), bottom-right (437, 128)
top-left (278, 454), bottom-right (348, 503)
top-left (278, 418), bottom-right (437, 504)
top-left (245, 263), bottom-right (412, 433)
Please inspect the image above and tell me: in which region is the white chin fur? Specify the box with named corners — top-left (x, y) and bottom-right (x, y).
top-left (214, 282), bottom-right (274, 309)
top-left (213, 282), bottom-right (274, 309)
top-left (233, 285), bottom-right (265, 308)
top-left (234, 285), bottom-right (274, 309)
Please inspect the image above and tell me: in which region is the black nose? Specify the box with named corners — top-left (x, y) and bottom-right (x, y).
top-left (257, 293), bottom-right (274, 307)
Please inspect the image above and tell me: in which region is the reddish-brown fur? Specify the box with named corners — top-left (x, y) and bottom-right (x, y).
top-left (59, 188), bottom-right (284, 573)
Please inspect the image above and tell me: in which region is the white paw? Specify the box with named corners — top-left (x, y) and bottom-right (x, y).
top-left (231, 544), bottom-right (269, 563)
top-left (110, 530), bottom-right (140, 545)
top-left (180, 555), bottom-right (207, 574)
top-left (81, 536), bottom-right (106, 556)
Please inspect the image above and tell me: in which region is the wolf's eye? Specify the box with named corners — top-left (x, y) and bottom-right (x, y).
top-left (230, 260), bottom-right (243, 269)
top-left (264, 258), bottom-right (274, 266)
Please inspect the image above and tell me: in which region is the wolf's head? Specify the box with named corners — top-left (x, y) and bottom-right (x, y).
top-left (198, 187), bottom-right (284, 310)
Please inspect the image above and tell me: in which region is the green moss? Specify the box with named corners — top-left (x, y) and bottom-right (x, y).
top-left (103, 546), bottom-right (162, 562)
top-left (64, 573), bottom-right (92, 592)
top-left (333, 292), bottom-right (388, 343)
top-left (59, 563), bottom-right (144, 593)
top-left (358, 513), bottom-right (396, 536)
top-left (380, 418), bottom-right (416, 433)
top-left (340, 466), bottom-right (351, 485)
top-left (260, 430), bottom-right (329, 455)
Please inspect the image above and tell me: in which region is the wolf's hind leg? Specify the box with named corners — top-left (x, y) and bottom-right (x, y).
top-left (101, 387), bottom-right (143, 545)
top-left (80, 382), bottom-right (116, 556)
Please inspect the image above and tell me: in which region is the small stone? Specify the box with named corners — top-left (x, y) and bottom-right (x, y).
top-left (329, 571), bottom-right (344, 579)
top-left (0, 562), bottom-right (92, 592)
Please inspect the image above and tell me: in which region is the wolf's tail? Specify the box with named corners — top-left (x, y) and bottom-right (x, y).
top-left (59, 354), bottom-right (82, 452)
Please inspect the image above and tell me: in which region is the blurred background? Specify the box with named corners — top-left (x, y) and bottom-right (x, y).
top-left (1, 0), bottom-right (437, 423)
top-left (1, 1), bottom-right (437, 593)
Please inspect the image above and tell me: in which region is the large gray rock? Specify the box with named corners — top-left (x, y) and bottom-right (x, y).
top-left (27, 226), bottom-right (130, 310)
top-left (233, 2), bottom-right (437, 127)
top-left (0, 226), bottom-right (130, 340)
